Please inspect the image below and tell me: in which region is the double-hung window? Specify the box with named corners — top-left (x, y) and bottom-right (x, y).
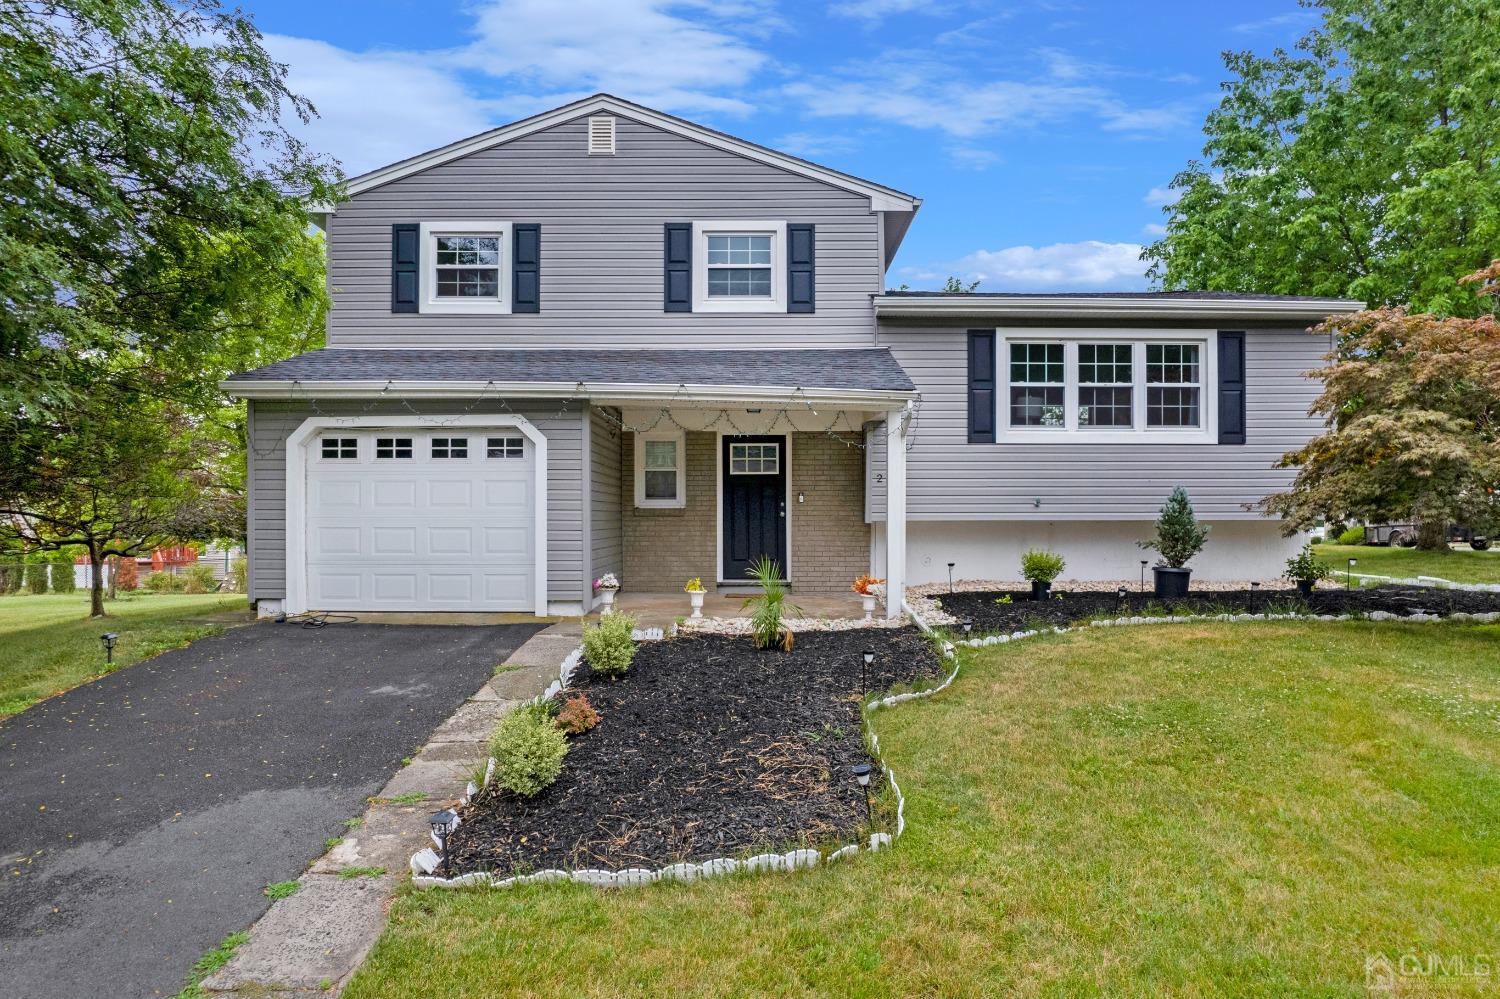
top-left (692, 221), bottom-right (786, 312)
top-left (419, 222), bottom-right (512, 314)
top-left (633, 431), bottom-right (686, 508)
top-left (995, 332), bottom-right (1216, 442)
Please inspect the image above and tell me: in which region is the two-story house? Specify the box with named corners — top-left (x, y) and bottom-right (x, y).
top-left (225, 94), bottom-right (1361, 619)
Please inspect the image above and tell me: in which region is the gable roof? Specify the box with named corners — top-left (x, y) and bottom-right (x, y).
top-left (330, 94), bottom-right (920, 213)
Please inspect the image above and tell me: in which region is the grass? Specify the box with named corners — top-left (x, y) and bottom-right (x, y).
top-left (339, 866), bottom-right (387, 879)
top-left (174, 930), bottom-right (249, 999)
top-left (344, 620), bottom-right (1500, 998)
top-left (1316, 543), bottom-right (1500, 584)
top-left (264, 880), bottom-right (301, 900)
top-left (0, 592), bottom-right (250, 719)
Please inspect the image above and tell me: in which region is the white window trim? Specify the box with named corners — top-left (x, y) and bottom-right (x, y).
top-left (692, 220), bottom-right (787, 313)
top-left (634, 430), bottom-right (686, 508)
top-left (994, 329), bottom-right (1219, 444)
top-left (419, 221), bottom-right (512, 315)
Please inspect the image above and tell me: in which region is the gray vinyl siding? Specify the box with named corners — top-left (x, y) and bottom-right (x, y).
top-left (870, 325), bottom-right (1329, 521)
top-left (245, 399), bottom-right (584, 603)
top-left (589, 407), bottom-right (623, 589)
top-left (326, 115), bottom-right (880, 349)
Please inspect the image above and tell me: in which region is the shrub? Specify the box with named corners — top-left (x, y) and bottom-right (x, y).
top-left (742, 555), bottom-right (802, 651)
top-left (1336, 525), bottom-right (1366, 546)
top-left (555, 694), bottom-right (600, 735)
top-left (1284, 543), bottom-right (1334, 586)
top-left (49, 554), bottom-right (76, 593)
top-left (581, 612), bottom-right (636, 678)
top-left (113, 557), bottom-right (139, 590)
top-left (489, 705), bottom-right (568, 797)
top-left (230, 556), bottom-right (248, 593)
top-left (24, 560), bottom-right (49, 594)
top-left (0, 563), bottom-right (22, 593)
top-left (144, 571), bottom-right (187, 593)
top-left (1138, 486), bottom-right (1210, 569)
top-left (1019, 549), bottom-right (1065, 584)
top-left (181, 565), bottom-right (217, 594)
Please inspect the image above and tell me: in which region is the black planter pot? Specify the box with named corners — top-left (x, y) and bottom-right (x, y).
top-left (1030, 579), bottom-right (1052, 601)
top-left (1296, 580), bottom-right (1315, 597)
top-left (1152, 566), bottom-right (1191, 598)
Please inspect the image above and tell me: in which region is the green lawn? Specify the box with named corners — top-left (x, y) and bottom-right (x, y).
top-left (1315, 542), bottom-right (1500, 584)
top-left (344, 621), bottom-right (1500, 998)
top-left (0, 592), bottom-right (250, 719)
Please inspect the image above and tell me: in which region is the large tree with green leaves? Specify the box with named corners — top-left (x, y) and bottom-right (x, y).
top-left (1145, 0), bottom-right (1500, 315)
top-left (1262, 263), bottom-right (1500, 549)
top-left (0, 0), bottom-right (337, 415)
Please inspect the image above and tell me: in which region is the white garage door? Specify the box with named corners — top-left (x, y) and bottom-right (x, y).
top-left (304, 429), bottom-right (535, 611)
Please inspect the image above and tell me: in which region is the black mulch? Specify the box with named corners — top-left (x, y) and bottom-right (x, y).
top-left (936, 585), bottom-right (1500, 634)
top-left (446, 627), bottom-right (945, 877)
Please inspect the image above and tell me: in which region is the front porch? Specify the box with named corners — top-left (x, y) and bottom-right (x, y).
top-left (602, 587), bottom-right (873, 629)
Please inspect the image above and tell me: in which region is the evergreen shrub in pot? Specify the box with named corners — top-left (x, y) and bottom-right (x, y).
top-left (1139, 487), bottom-right (1209, 598)
top-left (1020, 549), bottom-right (1065, 600)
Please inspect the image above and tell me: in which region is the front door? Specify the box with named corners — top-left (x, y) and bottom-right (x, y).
top-left (721, 435), bottom-right (787, 581)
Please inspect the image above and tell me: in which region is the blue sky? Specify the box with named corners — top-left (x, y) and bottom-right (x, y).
top-left (247, 0), bottom-right (1321, 291)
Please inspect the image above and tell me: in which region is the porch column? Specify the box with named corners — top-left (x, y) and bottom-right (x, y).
top-left (884, 404), bottom-right (908, 619)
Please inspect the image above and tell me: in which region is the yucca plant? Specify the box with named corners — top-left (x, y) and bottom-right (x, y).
top-left (741, 555), bottom-right (803, 651)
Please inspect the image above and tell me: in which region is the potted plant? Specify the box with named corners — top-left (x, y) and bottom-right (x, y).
top-left (1138, 486), bottom-right (1209, 598)
top-left (1283, 542), bottom-right (1332, 596)
top-left (1020, 549), bottom-right (1065, 600)
top-left (593, 572), bottom-right (620, 614)
top-left (684, 576), bottom-right (706, 618)
top-left (851, 574), bottom-right (884, 622)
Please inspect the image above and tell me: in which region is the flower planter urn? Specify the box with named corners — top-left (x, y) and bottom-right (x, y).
top-left (1029, 580), bottom-right (1052, 601)
top-left (861, 594), bottom-right (877, 621)
top-left (1152, 566), bottom-right (1191, 599)
top-left (688, 590), bottom-right (705, 618)
top-left (598, 588), bottom-right (617, 614)
top-left (1296, 579), bottom-right (1315, 598)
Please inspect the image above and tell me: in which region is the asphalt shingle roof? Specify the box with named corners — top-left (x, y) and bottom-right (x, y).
top-left (227, 348), bottom-right (916, 393)
top-left (879, 290), bottom-right (1353, 302)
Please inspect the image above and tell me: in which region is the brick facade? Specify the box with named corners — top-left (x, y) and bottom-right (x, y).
top-left (619, 430), bottom-right (868, 593)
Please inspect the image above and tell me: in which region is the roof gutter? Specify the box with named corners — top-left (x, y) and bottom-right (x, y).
top-left (219, 379), bottom-right (917, 409)
top-left (872, 295), bottom-right (1365, 322)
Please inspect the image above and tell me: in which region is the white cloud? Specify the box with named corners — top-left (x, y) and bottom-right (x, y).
top-left (829, 0), bottom-right (950, 23)
top-left (1100, 103), bottom-right (1195, 133)
top-left (264, 34), bottom-right (496, 177)
top-left (1142, 222), bottom-right (1168, 236)
top-left (1144, 185), bottom-right (1179, 206)
top-left (947, 145), bottom-right (1001, 169)
top-left (948, 241), bottom-right (1148, 290)
top-left (1233, 10), bottom-right (1319, 33)
top-left (772, 131), bottom-right (858, 157)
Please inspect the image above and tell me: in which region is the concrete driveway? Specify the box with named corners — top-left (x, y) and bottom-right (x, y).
top-left (0, 620), bottom-right (543, 999)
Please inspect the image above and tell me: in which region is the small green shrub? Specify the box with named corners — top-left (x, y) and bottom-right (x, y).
top-left (1284, 542), bottom-right (1334, 586)
top-left (490, 705), bottom-right (568, 797)
top-left (144, 571), bottom-right (187, 593)
top-left (49, 554), bottom-right (76, 593)
top-left (1336, 525), bottom-right (1366, 546)
top-left (181, 565), bottom-right (217, 594)
top-left (230, 556), bottom-right (248, 592)
top-left (581, 612), bottom-right (637, 678)
top-left (741, 555), bottom-right (803, 651)
top-left (1019, 549), bottom-right (1066, 583)
top-left (555, 694), bottom-right (600, 735)
top-left (1138, 486), bottom-right (1210, 568)
top-left (24, 559), bottom-right (49, 594)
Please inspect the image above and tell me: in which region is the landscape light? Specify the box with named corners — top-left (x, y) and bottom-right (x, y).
top-left (947, 562), bottom-right (955, 594)
top-left (1115, 586), bottom-right (1126, 612)
top-left (99, 633), bottom-right (119, 665)
top-left (1139, 560), bottom-right (1148, 593)
top-left (1249, 581), bottom-right (1261, 611)
top-left (1347, 557), bottom-right (1357, 590)
top-left (428, 809), bottom-right (458, 878)
top-left (961, 620), bottom-right (972, 636)
top-left (851, 763), bottom-right (873, 823)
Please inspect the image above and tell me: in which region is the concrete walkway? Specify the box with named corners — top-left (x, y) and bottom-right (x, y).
top-left (203, 619), bottom-right (582, 997)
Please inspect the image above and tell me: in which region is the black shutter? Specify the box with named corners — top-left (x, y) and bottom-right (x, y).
top-left (968, 329), bottom-right (996, 443)
top-left (787, 223), bottom-right (815, 313)
top-left (391, 223), bottom-right (419, 313)
top-left (1218, 331), bottom-right (1246, 444)
top-left (513, 224), bottom-right (540, 313)
top-left (664, 223), bottom-right (692, 312)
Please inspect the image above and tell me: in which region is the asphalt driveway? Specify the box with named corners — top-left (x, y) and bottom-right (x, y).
top-left (0, 619), bottom-right (543, 999)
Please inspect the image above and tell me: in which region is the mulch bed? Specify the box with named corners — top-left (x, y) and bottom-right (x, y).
top-left (446, 627), bottom-right (944, 878)
top-left (937, 585), bottom-right (1500, 634)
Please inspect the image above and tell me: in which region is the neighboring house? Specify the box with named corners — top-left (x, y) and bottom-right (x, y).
top-left (224, 94), bottom-right (1361, 619)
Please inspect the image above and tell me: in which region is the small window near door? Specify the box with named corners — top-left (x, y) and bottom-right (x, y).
top-left (375, 437), bottom-right (413, 459)
top-left (729, 442), bottom-right (779, 474)
top-left (633, 431), bottom-right (685, 508)
top-left (486, 436), bottom-right (525, 458)
top-left (431, 437), bottom-right (468, 459)
top-left (320, 437), bottom-right (357, 459)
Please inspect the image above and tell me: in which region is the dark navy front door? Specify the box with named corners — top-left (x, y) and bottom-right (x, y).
top-left (721, 435), bottom-right (787, 580)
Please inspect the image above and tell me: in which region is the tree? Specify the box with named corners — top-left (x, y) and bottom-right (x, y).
top-left (0, 391), bottom-right (242, 616)
top-left (0, 0), bottom-right (337, 418)
top-left (1262, 263), bottom-right (1500, 549)
top-left (1139, 486), bottom-right (1211, 568)
top-left (1144, 0), bottom-right (1500, 315)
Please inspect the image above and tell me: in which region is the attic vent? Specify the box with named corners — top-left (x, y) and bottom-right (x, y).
top-left (588, 115), bottom-right (616, 155)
